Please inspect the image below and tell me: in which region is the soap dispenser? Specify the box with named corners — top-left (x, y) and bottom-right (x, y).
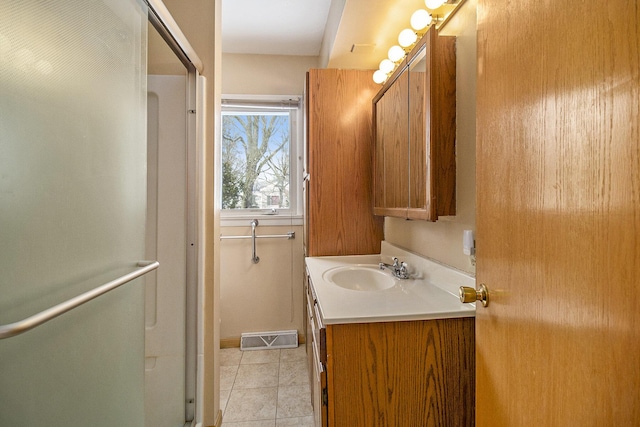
top-left (463, 230), bottom-right (475, 256)
top-left (463, 230), bottom-right (476, 266)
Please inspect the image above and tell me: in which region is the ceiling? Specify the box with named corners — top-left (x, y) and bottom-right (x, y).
top-left (222, 0), bottom-right (332, 56)
top-left (221, 0), bottom-right (437, 70)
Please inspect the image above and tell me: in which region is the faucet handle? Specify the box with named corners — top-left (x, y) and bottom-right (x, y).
top-left (392, 257), bottom-right (400, 267)
top-left (399, 262), bottom-right (410, 278)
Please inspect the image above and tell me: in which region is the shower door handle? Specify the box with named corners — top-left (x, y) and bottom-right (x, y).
top-left (0, 261), bottom-right (159, 340)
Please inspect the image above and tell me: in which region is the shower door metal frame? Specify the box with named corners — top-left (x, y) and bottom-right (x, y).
top-left (146, 1), bottom-right (203, 425)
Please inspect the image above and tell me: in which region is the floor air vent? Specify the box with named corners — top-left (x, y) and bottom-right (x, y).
top-left (240, 330), bottom-right (298, 351)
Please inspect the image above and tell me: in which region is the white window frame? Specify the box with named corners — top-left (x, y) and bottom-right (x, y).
top-left (220, 95), bottom-right (303, 226)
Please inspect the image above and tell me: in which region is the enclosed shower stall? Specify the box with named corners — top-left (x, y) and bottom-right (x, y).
top-left (0, 0), bottom-right (205, 425)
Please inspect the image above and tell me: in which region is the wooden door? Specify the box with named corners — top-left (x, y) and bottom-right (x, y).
top-left (476, 1), bottom-right (640, 425)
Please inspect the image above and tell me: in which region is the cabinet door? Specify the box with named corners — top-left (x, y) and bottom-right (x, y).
top-left (374, 69), bottom-right (409, 217)
top-left (306, 69), bottom-right (383, 256)
top-left (312, 353), bottom-right (328, 427)
top-left (326, 320), bottom-right (474, 426)
top-left (305, 274), bottom-right (314, 391)
top-left (408, 48), bottom-right (429, 215)
top-left (407, 29), bottom-right (457, 220)
top-left (427, 30), bottom-right (457, 219)
top-left (307, 275), bottom-right (328, 427)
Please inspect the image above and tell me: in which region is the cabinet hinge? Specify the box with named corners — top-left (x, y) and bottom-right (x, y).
top-left (321, 388), bottom-right (328, 406)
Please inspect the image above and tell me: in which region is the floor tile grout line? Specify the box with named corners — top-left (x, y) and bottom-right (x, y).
top-left (220, 347), bottom-right (312, 425)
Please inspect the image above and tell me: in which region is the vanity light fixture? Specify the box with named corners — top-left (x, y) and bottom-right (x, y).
top-left (388, 45), bottom-right (405, 62)
top-left (411, 9), bottom-right (433, 32)
top-left (425, 0), bottom-right (446, 10)
top-left (379, 58), bottom-right (395, 74)
top-left (398, 28), bottom-right (418, 48)
top-left (372, 0), bottom-right (460, 84)
top-left (373, 69), bottom-right (388, 84)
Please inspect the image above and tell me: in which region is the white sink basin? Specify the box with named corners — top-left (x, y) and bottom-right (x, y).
top-left (305, 244), bottom-right (476, 324)
top-left (322, 265), bottom-right (396, 291)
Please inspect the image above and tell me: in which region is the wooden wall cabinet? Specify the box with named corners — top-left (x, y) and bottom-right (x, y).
top-left (305, 69), bottom-right (384, 257)
top-left (306, 275), bottom-right (475, 427)
top-left (373, 28), bottom-right (457, 221)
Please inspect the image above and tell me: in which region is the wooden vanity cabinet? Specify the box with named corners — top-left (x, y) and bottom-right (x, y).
top-left (326, 319), bottom-right (475, 426)
top-left (373, 27), bottom-right (457, 221)
top-left (305, 272), bottom-right (328, 427)
top-left (306, 276), bottom-right (475, 427)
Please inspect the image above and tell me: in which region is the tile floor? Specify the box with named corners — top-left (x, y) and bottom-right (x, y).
top-left (220, 346), bottom-right (314, 427)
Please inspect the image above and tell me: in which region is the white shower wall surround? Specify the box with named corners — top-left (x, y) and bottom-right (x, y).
top-left (145, 74), bottom-right (188, 427)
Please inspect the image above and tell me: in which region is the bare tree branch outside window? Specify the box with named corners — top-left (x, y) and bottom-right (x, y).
top-left (222, 112), bottom-right (290, 210)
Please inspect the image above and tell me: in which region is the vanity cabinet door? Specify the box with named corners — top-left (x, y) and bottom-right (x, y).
top-left (305, 273), bottom-right (314, 392)
top-left (307, 275), bottom-right (328, 427)
top-left (325, 319), bottom-right (475, 426)
top-left (311, 347), bottom-right (327, 427)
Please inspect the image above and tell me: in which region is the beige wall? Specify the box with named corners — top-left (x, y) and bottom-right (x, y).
top-left (384, 0), bottom-right (477, 274)
top-left (218, 53), bottom-right (315, 342)
top-left (222, 53), bottom-right (318, 95)
top-left (219, 225), bottom-right (304, 341)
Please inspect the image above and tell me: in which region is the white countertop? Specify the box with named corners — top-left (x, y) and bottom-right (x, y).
top-left (305, 242), bottom-right (476, 325)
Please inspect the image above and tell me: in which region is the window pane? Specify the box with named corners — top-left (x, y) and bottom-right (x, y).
top-left (222, 112), bottom-right (290, 210)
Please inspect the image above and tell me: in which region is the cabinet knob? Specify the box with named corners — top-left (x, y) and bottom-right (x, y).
top-left (459, 284), bottom-right (489, 307)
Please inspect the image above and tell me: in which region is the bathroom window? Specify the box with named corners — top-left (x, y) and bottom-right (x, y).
top-left (220, 96), bottom-right (301, 221)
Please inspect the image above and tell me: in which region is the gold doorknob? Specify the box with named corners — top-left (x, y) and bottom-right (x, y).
top-left (459, 284), bottom-right (489, 307)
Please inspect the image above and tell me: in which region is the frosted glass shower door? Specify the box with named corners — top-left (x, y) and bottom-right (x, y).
top-left (0, 0), bottom-right (149, 425)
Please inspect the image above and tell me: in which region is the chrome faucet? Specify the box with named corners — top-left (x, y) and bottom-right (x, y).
top-left (379, 257), bottom-right (410, 279)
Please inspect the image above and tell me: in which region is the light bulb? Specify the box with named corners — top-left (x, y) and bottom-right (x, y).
top-left (388, 45), bottom-right (405, 62)
top-left (411, 9), bottom-right (432, 31)
top-left (425, 0), bottom-right (445, 10)
top-left (373, 70), bottom-right (387, 84)
top-left (379, 59), bottom-right (394, 74)
top-left (398, 29), bottom-right (418, 48)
